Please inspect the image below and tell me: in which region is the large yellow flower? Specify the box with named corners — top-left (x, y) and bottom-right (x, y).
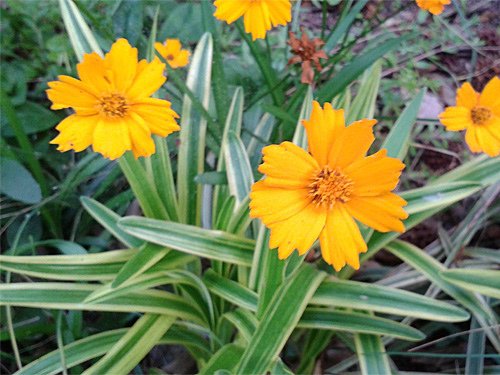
top-left (415, 0), bottom-right (451, 15)
top-left (439, 77), bottom-right (500, 157)
top-left (155, 38), bottom-right (190, 69)
top-left (249, 101), bottom-right (408, 271)
top-left (213, 0), bottom-right (291, 40)
top-left (47, 38), bottom-right (180, 160)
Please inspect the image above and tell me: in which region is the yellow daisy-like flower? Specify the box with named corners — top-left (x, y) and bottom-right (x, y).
top-left (249, 101), bottom-right (408, 271)
top-left (439, 77), bottom-right (500, 157)
top-left (415, 0), bottom-right (451, 15)
top-left (213, 0), bottom-right (292, 40)
top-left (47, 38), bottom-right (180, 160)
top-left (154, 38), bottom-right (190, 69)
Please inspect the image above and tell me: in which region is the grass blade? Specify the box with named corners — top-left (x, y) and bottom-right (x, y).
top-left (354, 332), bottom-right (391, 375)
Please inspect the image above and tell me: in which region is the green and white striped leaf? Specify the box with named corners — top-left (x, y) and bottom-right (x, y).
top-left (292, 85), bottom-right (313, 149)
top-left (83, 314), bottom-right (175, 375)
top-left (311, 278), bottom-right (469, 322)
top-left (382, 88), bottom-right (425, 160)
top-left (346, 60), bottom-right (381, 123)
top-left (354, 332), bottom-right (391, 375)
top-left (224, 131), bottom-right (254, 205)
top-left (441, 269), bottom-right (500, 299)
top-left (236, 265), bottom-right (326, 374)
top-left (81, 197), bottom-right (143, 248)
top-left (199, 344), bottom-right (243, 375)
top-left (299, 308), bottom-right (425, 341)
top-left (177, 32), bottom-right (213, 225)
top-left (221, 309), bottom-right (258, 343)
top-left (386, 240), bottom-right (500, 352)
top-left (0, 283), bottom-right (204, 324)
top-left (58, 0), bottom-right (102, 60)
top-left (0, 249), bottom-right (136, 281)
top-left (119, 216), bottom-right (254, 266)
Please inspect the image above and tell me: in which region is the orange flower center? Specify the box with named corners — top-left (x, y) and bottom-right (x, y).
top-left (308, 166), bottom-right (354, 207)
top-left (98, 93), bottom-right (129, 118)
top-left (470, 106), bottom-right (492, 125)
top-left (166, 54), bottom-right (174, 61)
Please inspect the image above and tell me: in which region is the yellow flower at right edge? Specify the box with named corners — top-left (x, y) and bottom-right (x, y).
top-left (415, 0), bottom-right (451, 15)
top-left (249, 101), bottom-right (408, 271)
top-left (439, 77), bottom-right (500, 157)
top-left (213, 0), bottom-right (291, 40)
top-left (155, 38), bottom-right (190, 69)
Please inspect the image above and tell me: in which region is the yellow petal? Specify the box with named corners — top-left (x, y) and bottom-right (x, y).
top-left (302, 101), bottom-right (345, 166)
top-left (77, 52), bottom-right (111, 93)
top-left (131, 98), bottom-right (180, 137)
top-left (165, 39), bottom-right (182, 55)
top-left (127, 57), bottom-right (166, 99)
top-left (328, 118), bottom-right (377, 168)
top-left (345, 193), bottom-right (408, 233)
top-left (456, 82), bottom-right (479, 109)
top-left (479, 76), bottom-right (500, 116)
top-left (104, 38), bottom-right (138, 92)
top-left (439, 106), bottom-right (472, 131)
top-left (244, 1), bottom-right (271, 40)
top-left (92, 119), bottom-right (132, 160)
top-left (50, 114), bottom-right (98, 152)
top-left (345, 149), bottom-right (405, 196)
top-left (464, 126), bottom-right (481, 153)
top-left (258, 141), bottom-right (319, 189)
top-left (474, 121), bottom-right (500, 157)
top-left (214, 0), bottom-right (251, 24)
top-left (249, 181), bottom-right (310, 226)
top-left (46, 76), bottom-right (98, 111)
top-left (267, 202), bottom-right (326, 259)
top-left (319, 204), bottom-right (367, 271)
top-left (267, 0), bottom-right (292, 26)
top-left (128, 113), bottom-right (156, 158)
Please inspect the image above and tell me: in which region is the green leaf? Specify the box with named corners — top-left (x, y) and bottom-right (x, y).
top-left (236, 265), bottom-right (326, 374)
top-left (177, 32), bottom-right (213, 225)
top-left (354, 332), bottom-right (391, 375)
top-left (382, 88), bottom-right (426, 160)
top-left (318, 34), bottom-right (412, 103)
top-left (0, 283), bottom-right (204, 324)
top-left (203, 269), bottom-right (258, 311)
top-left (386, 240), bottom-right (500, 352)
top-left (292, 85), bottom-right (313, 149)
top-left (0, 249), bottom-right (136, 281)
top-left (199, 344), bottom-right (243, 375)
top-left (221, 309), bottom-right (258, 343)
top-left (118, 153), bottom-right (170, 220)
top-left (119, 216), bottom-right (254, 266)
top-left (111, 243), bottom-right (169, 288)
top-left (440, 269), bottom-right (500, 299)
top-left (324, 0), bottom-right (369, 51)
top-left (224, 131), bottom-right (254, 205)
top-left (311, 278), bottom-right (469, 322)
top-left (83, 314), bottom-right (174, 375)
top-left (0, 158), bottom-right (41, 204)
top-left (299, 308), bottom-right (425, 341)
top-left (81, 197), bottom-right (143, 248)
top-left (346, 60), bottom-right (381, 123)
top-left (111, 0), bottom-right (143, 45)
top-left (58, 0), bottom-right (102, 60)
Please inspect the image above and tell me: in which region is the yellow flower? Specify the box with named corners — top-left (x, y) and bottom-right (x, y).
top-left (154, 38), bottom-right (190, 69)
top-left (439, 77), bottom-right (500, 157)
top-left (249, 101), bottom-right (408, 271)
top-left (213, 0), bottom-right (291, 40)
top-left (415, 0), bottom-right (451, 15)
top-left (47, 38), bottom-right (180, 160)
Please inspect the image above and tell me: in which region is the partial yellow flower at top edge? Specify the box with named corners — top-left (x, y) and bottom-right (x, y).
top-left (47, 38), bottom-right (180, 160)
top-left (155, 38), bottom-right (190, 69)
top-left (415, 0), bottom-right (451, 15)
top-left (439, 76), bottom-right (500, 157)
top-left (249, 101), bottom-right (409, 272)
top-left (213, 0), bottom-right (292, 41)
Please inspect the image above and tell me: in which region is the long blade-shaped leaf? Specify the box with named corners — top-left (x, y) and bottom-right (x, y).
top-left (83, 314), bottom-right (174, 375)
top-left (441, 269), bottom-right (500, 299)
top-left (236, 265), bottom-right (326, 374)
top-left (119, 216), bottom-right (254, 266)
top-left (354, 332), bottom-right (391, 375)
top-left (177, 32), bottom-right (213, 225)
